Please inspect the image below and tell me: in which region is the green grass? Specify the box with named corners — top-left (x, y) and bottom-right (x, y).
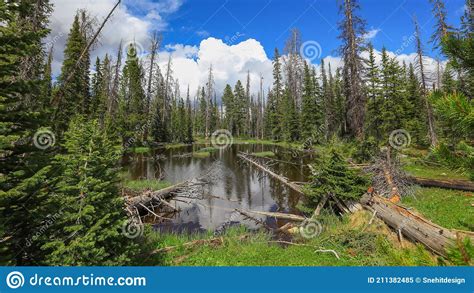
top-left (192, 152), bottom-right (210, 158)
top-left (402, 161), bottom-right (470, 180)
top-left (196, 147), bottom-right (218, 153)
top-left (123, 179), bottom-right (171, 192)
top-left (131, 146), bottom-right (151, 154)
top-left (251, 151), bottom-right (276, 158)
top-left (146, 211), bottom-right (437, 266)
top-left (402, 187), bottom-right (474, 231)
top-left (165, 143), bottom-right (189, 149)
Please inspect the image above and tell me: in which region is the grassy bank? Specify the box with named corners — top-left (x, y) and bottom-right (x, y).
top-left (147, 211), bottom-right (436, 266)
top-left (401, 187), bottom-right (474, 231)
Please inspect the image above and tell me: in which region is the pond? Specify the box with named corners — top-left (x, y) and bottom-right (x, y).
top-left (123, 144), bottom-right (316, 234)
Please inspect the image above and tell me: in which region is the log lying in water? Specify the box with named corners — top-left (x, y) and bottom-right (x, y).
top-left (237, 152), bottom-right (303, 194)
top-left (239, 152), bottom-right (362, 215)
top-left (360, 193), bottom-right (474, 256)
top-left (237, 209), bottom-right (306, 222)
top-left (407, 177), bottom-right (474, 192)
top-left (126, 180), bottom-right (189, 207)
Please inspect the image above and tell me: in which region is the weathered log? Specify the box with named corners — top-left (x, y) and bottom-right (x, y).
top-left (360, 193), bottom-right (474, 256)
top-left (238, 152), bottom-right (303, 194)
top-left (312, 194), bottom-right (328, 217)
top-left (126, 180), bottom-right (189, 207)
top-left (408, 176), bottom-right (474, 192)
top-left (383, 148), bottom-right (401, 203)
top-left (236, 209), bottom-right (306, 222)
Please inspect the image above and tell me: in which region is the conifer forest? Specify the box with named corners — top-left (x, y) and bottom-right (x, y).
top-left (1, 0), bottom-right (473, 267)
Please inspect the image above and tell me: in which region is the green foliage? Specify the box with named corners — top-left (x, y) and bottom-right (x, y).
top-left (251, 151), bottom-right (275, 158)
top-left (305, 150), bottom-right (369, 208)
top-left (301, 62), bottom-right (323, 141)
top-left (42, 117), bottom-right (138, 265)
top-left (446, 237), bottom-right (474, 266)
top-left (430, 92), bottom-right (474, 179)
top-left (54, 13), bottom-right (90, 133)
top-left (117, 43), bottom-right (146, 145)
top-left (353, 136), bottom-right (378, 163)
top-left (0, 0), bottom-right (53, 265)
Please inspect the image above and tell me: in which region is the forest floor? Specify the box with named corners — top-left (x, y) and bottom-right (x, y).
top-left (145, 210), bottom-right (437, 266)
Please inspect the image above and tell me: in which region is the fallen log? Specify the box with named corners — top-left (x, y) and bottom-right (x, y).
top-left (360, 193), bottom-right (474, 257)
top-left (236, 209), bottom-right (305, 222)
top-left (240, 152), bottom-right (358, 216)
top-left (238, 152), bottom-right (303, 194)
top-left (408, 176), bottom-right (474, 192)
top-left (126, 180), bottom-right (189, 207)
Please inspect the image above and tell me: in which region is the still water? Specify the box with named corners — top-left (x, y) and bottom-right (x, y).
top-left (124, 144), bottom-right (315, 234)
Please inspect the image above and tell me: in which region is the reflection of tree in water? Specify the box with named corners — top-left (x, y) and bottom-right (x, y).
top-left (126, 143), bottom-right (312, 233)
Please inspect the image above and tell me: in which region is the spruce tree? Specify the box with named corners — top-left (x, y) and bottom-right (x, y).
top-left (301, 62), bottom-right (321, 141)
top-left (185, 87), bottom-right (193, 143)
top-left (54, 13), bottom-right (90, 133)
top-left (271, 48), bottom-right (283, 140)
top-left (364, 43), bottom-right (383, 142)
top-left (305, 150), bottom-right (369, 209)
top-left (42, 117), bottom-right (138, 265)
top-left (118, 43), bottom-right (146, 145)
top-left (0, 1), bottom-right (52, 265)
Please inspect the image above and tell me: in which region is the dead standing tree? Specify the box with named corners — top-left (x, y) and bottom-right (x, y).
top-left (339, 0), bottom-right (367, 139)
top-left (414, 16), bottom-right (438, 146)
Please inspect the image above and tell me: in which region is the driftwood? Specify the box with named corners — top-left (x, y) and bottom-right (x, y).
top-left (238, 152), bottom-right (303, 193)
top-left (126, 180), bottom-right (189, 207)
top-left (360, 193), bottom-right (474, 256)
top-left (240, 152), bottom-right (361, 216)
top-left (236, 209), bottom-right (305, 222)
top-left (408, 177), bottom-right (474, 192)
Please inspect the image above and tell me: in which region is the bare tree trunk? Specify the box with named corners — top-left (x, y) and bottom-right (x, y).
top-left (414, 17), bottom-right (438, 146)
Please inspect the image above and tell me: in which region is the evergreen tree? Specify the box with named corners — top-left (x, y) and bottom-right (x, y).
top-left (271, 48), bottom-right (283, 139)
top-left (281, 88), bottom-right (300, 142)
top-left (441, 64), bottom-right (457, 94)
top-left (364, 43), bottom-right (383, 141)
top-left (185, 87), bottom-right (193, 143)
top-left (301, 62), bottom-right (321, 141)
top-left (406, 63), bottom-right (428, 145)
top-left (54, 13), bottom-right (90, 133)
top-left (43, 117), bottom-right (138, 265)
top-left (0, 1), bottom-right (52, 265)
top-left (379, 48), bottom-right (408, 140)
top-left (118, 44), bottom-right (146, 145)
top-left (305, 150), bottom-right (369, 209)
top-left (233, 80), bottom-right (246, 136)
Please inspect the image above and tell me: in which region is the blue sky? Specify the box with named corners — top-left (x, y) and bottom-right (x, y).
top-left (137, 0), bottom-right (466, 60)
top-left (49, 0), bottom-right (466, 96)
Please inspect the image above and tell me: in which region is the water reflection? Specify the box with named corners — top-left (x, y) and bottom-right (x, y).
top-left (123, 144), bottom-right (315, 234)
